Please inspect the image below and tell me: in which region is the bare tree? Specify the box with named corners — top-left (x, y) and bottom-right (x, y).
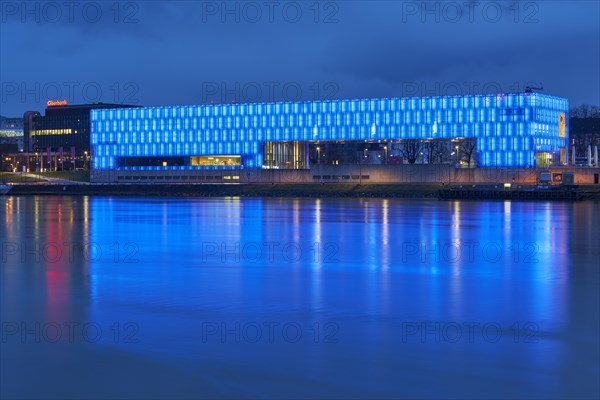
top-left (400, 140), bottom-right (422, 164)
top-left (569, 104), bottom-right (600, 118)
top-left (423, 140), bottom-right (448, 164)
top-left (570, 107), bottom-right (600, 162)
top-left (425, 141), bottom-right (435, 164)
top-left (432, 140), bottom-right (450, 164)
top-left (460, 139), bottom-right (476, 167)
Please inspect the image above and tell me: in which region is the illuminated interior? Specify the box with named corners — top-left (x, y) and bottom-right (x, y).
top-left (537, 152), bottom-right (554, 169)
top-left (31, 129), bottom-right (73, 136)
top-left (191, 155), bottom-right (241, 166)
top-left (263, 141), bottom-right (307, 169)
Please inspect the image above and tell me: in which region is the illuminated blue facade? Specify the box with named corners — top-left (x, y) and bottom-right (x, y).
top-left (91, 93), bottom-right (568, 170)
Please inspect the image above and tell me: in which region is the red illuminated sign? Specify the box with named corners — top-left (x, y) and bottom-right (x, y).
top-left (47, 100), bottom-right (68, 107)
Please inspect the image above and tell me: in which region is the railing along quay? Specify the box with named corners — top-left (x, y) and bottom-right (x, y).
top-left (438, 185), bottom-right (588, 201)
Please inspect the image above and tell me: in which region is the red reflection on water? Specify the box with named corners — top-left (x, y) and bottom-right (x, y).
top-left (44, 198), bottom-right (70, 323)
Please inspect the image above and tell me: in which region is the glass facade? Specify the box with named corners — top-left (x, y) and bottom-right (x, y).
top-left (91, 93), bottom-right (568, 170)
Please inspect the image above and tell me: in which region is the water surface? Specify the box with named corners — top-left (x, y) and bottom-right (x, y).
top-left (1, 196), bottom-right (599, 399)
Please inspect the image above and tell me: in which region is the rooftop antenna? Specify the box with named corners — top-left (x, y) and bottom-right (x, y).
top-left (525, 84), bottom-right (544, 93)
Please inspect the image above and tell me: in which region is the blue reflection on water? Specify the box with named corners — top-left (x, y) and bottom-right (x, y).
top-left (1, 196), bottom-right (598, 399)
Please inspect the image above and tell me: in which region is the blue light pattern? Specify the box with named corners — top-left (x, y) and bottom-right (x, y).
top-left (91, 93), bottom-right (568, 169)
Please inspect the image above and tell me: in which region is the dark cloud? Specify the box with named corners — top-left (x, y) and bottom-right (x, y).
top-left (1, 0), bottom-right (598, 116)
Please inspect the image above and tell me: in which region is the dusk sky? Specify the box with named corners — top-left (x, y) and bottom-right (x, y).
top-left (1, 0), bottom-right (599, 117)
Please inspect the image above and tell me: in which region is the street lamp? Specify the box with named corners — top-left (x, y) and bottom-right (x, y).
top-left (359, 147), bottom-right (364, 185)
top-left (316, 146), bottom-right (320, 165)
top-left (455, 145), bottom-right (459, 165)
top-left (383, 145), bottom-right (388, 164)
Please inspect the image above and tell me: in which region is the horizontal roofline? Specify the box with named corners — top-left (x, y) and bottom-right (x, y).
top-left (92, 92), bottom-right (567, 113)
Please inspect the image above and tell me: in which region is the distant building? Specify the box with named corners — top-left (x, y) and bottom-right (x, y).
top-left (24, 102), bottom-right (141, 156)
top-left (0, 115), bottom-right (24, 133)
top-left (0, 116), bottom-right (24, 152)
top-left (0, 144), bottom-right (19, 172)
top-left (22, 102), bottom-right (141, 171)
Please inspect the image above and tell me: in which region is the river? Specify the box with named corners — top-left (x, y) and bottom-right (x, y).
top-left (1, 196), bottom-right (598, 399)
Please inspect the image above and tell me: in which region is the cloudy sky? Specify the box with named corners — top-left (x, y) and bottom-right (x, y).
top-left (1, 0), bottom-right (598, 116)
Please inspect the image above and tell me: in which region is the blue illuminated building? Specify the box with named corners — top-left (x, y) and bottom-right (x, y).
top-left (91, 93), bottom-right (568, 174)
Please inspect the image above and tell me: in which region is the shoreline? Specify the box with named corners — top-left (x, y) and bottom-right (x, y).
top-left (4, 183), bottom-right (600, 200)
top-left (4, 183), bottom-right (441, 198)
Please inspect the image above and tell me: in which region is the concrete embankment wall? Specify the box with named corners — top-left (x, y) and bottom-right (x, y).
top-left (7, 184), bottom-right (442, 198)
top-left (91, 166), bottom-right (600, 185)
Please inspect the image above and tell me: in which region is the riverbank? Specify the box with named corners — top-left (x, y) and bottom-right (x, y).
top-left (5, 183), bottom-right (600, 200)
top-left (439, 184), bottom-right (600, 200)
top-left (0, 171), bottom-right (89, 183)
top-left (6, 183), bottom-right (441, 198)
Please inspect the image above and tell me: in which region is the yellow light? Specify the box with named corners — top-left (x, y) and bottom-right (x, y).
top-left (47, 100), bottom-right (68, 107)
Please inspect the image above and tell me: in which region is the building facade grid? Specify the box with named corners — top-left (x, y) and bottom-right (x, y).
top-left (91, 93), bottom-right (568, 170)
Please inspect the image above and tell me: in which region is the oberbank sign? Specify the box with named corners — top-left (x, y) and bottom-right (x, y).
top-left (47, 100), bottom-right (68, 107)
